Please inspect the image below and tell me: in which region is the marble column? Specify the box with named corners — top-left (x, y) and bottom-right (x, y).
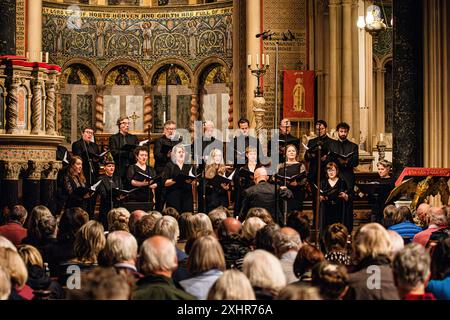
top-left (341, 0), bottom-right (353, 127)
top-left (227, 81), bottom-right (234, 130)
top-left (95, 85), bottom-right (106, 133)
top-left (0, 161), bottom-right (27, 209)
top-left (23, 161), bottom-right (46, 214)
top-left (6, 77), bottom-right (20, 134)
top-left (27, 0), bottom-right (42, 62)
top-left (328, 0), bottom-right (340, 129)
top-left (246, 0), bottom-right (261, 123)
top-left (392, 0), bottom-right (423, 177)
top-left (143, 85), bottom-right (153, 132)
top-left (30, 79), bottom-right (42, 135)
top-left (45, 80), bottom-right (56, 135)
top-left (40, 161), bottom-right (62, 215)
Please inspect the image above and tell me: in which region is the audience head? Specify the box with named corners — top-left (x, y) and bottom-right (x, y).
top-left (287, 211), bottom-right (311, 243)
top-left (246, 207), bottom-right (274, 225)
top-left (242, 250), bottom-right (286, 297)
top-left (293, 244), bottom-right (325, 280)
top-left (105, 231), bottom-right (138, 265)
top-left (73, 220), bottom-right (106, 264)
top-left (153, 215), bottom-right (180, 244)
top-left (415, 203), bottom-right (431, 226)
top-left (8, 205), bottom-right (27, 225)
top-left (135, 211), bottom-right (163, 245)
top-left (255, 224), bottom-right (280, 254)
top-left (0, 236), bottom-right (16, 252)
top-left (17, 245), bottom-right (44, 269)
top-left (27, 205), bottom-right (56, 242)
top-left (185, 213), bottom-right (213, 240)
top-left (187, 235), bottom-right (225, 275)
top-left (353, 223), bottom-right (392, 262)
top-left (67, 267), bottom-right (131, 300)
top-left (107, 207), bottom-right (130, 232)
top-left (128, 210), bottom-right (148, 236)
top-left (0, 248), bottom-right (28, 290)
top-left (382, 205), bottom-right (398, 228)
top-left (273, 227), bottom-right (302, 257)
top-left (393, 243), bottom-right (431, 297)
top-left (311, 261), bottom-right (349, 300)
top-left (207, 270), bottom-right (255, 300)
top-left (0, 266), bottom-right (11, 300)
top-left (323, 223), bottom-right (348, 253)
top-left (393, 206), bottom-right (414, 224)
top-left (277, 283), bottom-right (322, 300)
top-left (428, 206), bottom-right (447, 227)
top-left (241, 217), bottom-right (266, 243)
top-left (161, 207), bottom-right (180, 221)
top-left (208, 207), bottom-right (228, 231)
top-left (184, 229), bottom-right (215, 255)
top-left (178, 212), bottom-right (193, 241)
top-left (387, 230), bottom-right (405, 259)
top-left (58, 207), bottom-right (89, 243)
top-left (217, 217), bottom-right (241, 239)
top-left (139, 236), bottom-right (177, 277)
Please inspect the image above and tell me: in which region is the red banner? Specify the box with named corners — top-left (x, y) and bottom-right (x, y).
top-left (395, 167), bottom-right (450, 186)
top-left (283, 70), bottom-right (315, 119)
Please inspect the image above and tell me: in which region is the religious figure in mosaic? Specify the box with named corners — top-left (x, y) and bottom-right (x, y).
top-left (96, 21), bottom-right (107, 58)
top-left (141, 21), bottom-right (154, 59)
top-left (187, 21), bottom-right (198, 59)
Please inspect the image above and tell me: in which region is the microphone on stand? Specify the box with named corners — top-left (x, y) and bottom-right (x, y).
top-left (255, 30), bottom-right (273, 39)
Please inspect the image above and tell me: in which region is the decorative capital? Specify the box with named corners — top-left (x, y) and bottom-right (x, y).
top-left (2, 161), bottom-right (27, 180)
top-left (142, 85), bottom-right (152, 94)
top-left (95, 85), bottom-right (107, 94)
top-left (42, 161), bottom-right (62, 180)
top-left (24, 160), bottom-right (48, 180)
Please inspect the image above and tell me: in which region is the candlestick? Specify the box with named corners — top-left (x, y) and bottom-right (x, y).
top-left (256, 54), bottom-right (259, 66)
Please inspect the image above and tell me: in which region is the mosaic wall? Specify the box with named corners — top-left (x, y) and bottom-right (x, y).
top-left (262, 0), bottom-right (309, 129)
top-left (76, 94), bottom-right (94, 139)
top-left (176, 95), bottom-right (191, 129)
top-left (0, 0), bottom-right (16, 55)
top-left (42, 3), bottom-right (233, 73)
top-left (61, 94), bottom-right (72, 143)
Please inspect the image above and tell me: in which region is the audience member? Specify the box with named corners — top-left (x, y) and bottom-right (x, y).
top-left (273, 227), bottom-right (302, 284)
top-left (104, 231), bottom-right (140, 279)
top-left (277, 283), bottom-right (321, 300)
top-left (207, 270), bottom-right (255, 300)
top-left (255, 224), bottom-right (280, 254)
top-left (427, 236), bottom-right (450, 300)
top-left (413, 206), bottom-right (448, 247)
top-left (388, 206), bottom-right (423, 243)
top-left (323, 223), bottom-right (351, 266)
top-left (0, 248), bottom-right (33, 300)
top-left (311, 261), bottom-right (349, 300)
top-left (217, 218), bottom-right (249, 270)
top-left (0, 205), bottom-right (28, 245)
top-left (293, 244), bottom-right (325, 283)
top-left (241, 217), bottom-right (266, 248)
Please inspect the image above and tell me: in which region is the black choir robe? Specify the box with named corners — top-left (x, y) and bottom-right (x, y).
top-left (96, 174), bottom-right (121, 230)
top-left (108, 132), bottom-right (139, 186)
top-left (276, 162), bottom-right (307, 212)
top-left (162, 162), bottom-right (195, 213)
top-left (319, 177), bottom-right (350, 233)
top-left (71, 138), bottom-right (101, 185)
top-left (126, 164), bottom-right (157, 205)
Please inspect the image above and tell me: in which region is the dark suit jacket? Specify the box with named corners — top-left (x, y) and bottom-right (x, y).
top-left (71, 138), bottom-right (100, 184)
top-left (153, 135), bottom-right (182, 174)
top-left (305, 135), bottom-right (335, 184)
top-left (328, 138), bottom-right (359, 190)
top-left (108, 132), bottom-right (139, 180)
top-left (230, 135), bottom-right (263, 167)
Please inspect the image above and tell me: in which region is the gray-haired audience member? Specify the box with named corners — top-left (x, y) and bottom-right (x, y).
top-left (273, 227), bottom-right (302, 284)
top-left (105, 231), bottom-right (139, 276)
top-left (133, 236), bottom-right (195, 300)
top-left (392, 243), bottom-right (435, 300)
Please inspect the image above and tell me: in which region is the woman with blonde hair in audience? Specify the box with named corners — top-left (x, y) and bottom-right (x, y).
top-left (58, 221), bottom-right (106, 284)
top-left (277, 283), bottom-right (322, 300)
top-left (185, 213), bottom-right (214, 241)
top-left (346, 223), bottom-right (399, 300)
top-left (17, 245), bottom-right (64, 299)
top-left (207, 269), bottom-right (255, 300)
top-left (107, 207), bottom-right (131, 232)
top-left (0, 247), bottom-right (33, 300)
top-left (242, 249), bottom-right (287, 299)
top-left (246, 207), bottom-right (274, 225)
top-left (180, 235), bottom-right (225, 299)
top-left (0, 266), bottom-right (11, 300)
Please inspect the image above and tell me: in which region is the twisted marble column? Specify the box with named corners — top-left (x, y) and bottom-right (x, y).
top-left (31, 80), bottom-right (42, 134)
top-left (190, 92), bottom-right (199, 132)
top-left (6, 78), bottom-right (20, 134)
top-left (45, 81), bottom-right (56, 135)
top-left (143, 85), bottom-right (153, 131)
top-left (95, 85), bottom-right (106, 133)
top-left (227, 82), bottom-right (233, 130)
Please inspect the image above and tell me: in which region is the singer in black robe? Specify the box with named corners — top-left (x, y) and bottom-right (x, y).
top-left (276, 162), bottom-right (307, 212)
top-left (96, 173), bottom-right (121, 230)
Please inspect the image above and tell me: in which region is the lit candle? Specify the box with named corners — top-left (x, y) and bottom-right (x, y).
top-left (256, 54), bottom-right (259, 66)
top-left (262, 53), bottom-right (265, 66)
top-left (247, 54), bottom-right (251, 67)
top-left (39, 51), bottom-right (43, 62)
top-left (266, 54), bottom-right (270, 66)
top-left (163, 111), bottom-right (166, 124)
top-left (45, 52), bottom-right (49, 63)
top-left (379, 133), bottom-right (384, 142)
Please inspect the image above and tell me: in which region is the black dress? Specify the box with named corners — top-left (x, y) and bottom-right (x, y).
top-left (319, 178), bottom-right (349, 232)
top-left (127, 164), bottom-right (157, 204)
top-left (96, 174), bottom-right (121, 229)
top-left (277, 162), bottom-right (307, 212)
top-left (63, 174), bottom-right (89, 211)
top-left (108, 132), bottom-right (139, 186)
top-left (205, 167), bottom-right (232, 213)
top-left (162, 162), bottom-right (194, 213)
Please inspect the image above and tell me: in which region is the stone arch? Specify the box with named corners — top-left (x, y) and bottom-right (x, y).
top-left (373, 55), bottom-right (382, 70)
top-left (62, 58), bottom-right (102, 85)
top-left (148, 59), bottom-right (194, 87)
top-left (381, 54), bottom-right (393, 69)
top-left (102, 59), bottom-right (149, 86)
top-left (193, 56), bottom-right (231, 85)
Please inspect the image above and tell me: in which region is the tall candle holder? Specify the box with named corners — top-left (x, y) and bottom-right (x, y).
top-left (247, 54), bottom-right (270, 97)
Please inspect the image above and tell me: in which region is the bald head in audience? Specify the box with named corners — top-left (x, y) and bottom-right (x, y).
top-left (222, 217), bottom-right (241, 235)
top-left (416, 203), bottom-right (431, 226)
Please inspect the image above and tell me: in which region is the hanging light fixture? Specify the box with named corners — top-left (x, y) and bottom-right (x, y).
top-left (357, 2), bottom-right (391, 35)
